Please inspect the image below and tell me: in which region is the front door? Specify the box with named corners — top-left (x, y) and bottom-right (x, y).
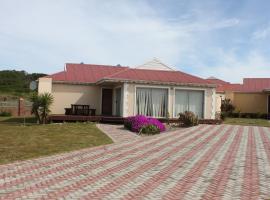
top-left (102, 89), bottom-right (113, 115)
top-left (115, 88), bottom-right (122, 116)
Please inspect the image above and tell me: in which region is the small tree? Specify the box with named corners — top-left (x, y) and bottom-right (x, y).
top-left (30, 93), bottom-right (41, 123)
top-left (221, 98), bottom-right (235, 113)
top-left (30, 92), bottom-right (54, 124)
top-left (220, 98), bottom-right (235, 120)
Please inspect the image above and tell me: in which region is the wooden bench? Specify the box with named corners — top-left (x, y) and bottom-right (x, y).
top-left (65, 104), bottom-right (96, 116)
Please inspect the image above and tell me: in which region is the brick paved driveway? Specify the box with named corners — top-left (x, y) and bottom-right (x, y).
top-left (0, 124), bottom-right (270, 200)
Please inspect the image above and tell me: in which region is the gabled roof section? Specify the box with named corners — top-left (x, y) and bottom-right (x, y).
top-left (206, 77), bottom-right (230, 86)
top-left (135, 58), bottom-right (176, 71)
top-left (45, 62), bottom-right (214, 87)
top-left (47, 63), bottom-right (128, 84)
top-left (101, 68), bottom-right (213, 86)
top-left (45, 71), bottom-right (66, 81)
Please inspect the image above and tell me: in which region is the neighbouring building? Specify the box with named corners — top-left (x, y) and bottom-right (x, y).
top-left (207, 77), bottom-right (270, 116)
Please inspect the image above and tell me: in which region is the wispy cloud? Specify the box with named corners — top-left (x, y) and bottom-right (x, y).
top-left (197, 49), bottom-right (270, 82)
top-left (252, 25), bottom-right (270, 40)
top-left (0, 0), bottom-right (269, 82)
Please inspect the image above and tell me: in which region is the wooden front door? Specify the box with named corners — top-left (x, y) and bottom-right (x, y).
top-left (102, 89), bottom-right (113, 115)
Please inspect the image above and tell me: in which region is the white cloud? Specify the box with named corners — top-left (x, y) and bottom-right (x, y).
top-left (0, 0), bottom-right (268, 83)
top-left (196, 49), bottom-right (270, 82)
top-left (252, 25), bottom-right (270, 40)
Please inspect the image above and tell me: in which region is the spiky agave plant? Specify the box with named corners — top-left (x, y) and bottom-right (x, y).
top-left (30, 92), bottom-right (53, 124)
top-left (39, 93), bottom-right (54, 124)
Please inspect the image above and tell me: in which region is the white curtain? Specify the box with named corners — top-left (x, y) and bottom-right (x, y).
top-left (174, 90), bottom-right (188, 117)
top-left (136, 88), bottom-right (168, 117)
top-left (152, 88), bottom-right (168, 117)
top-left (189, 91), bottom-right (203, 118)
top-left (175, 90), bottom-right (204, 118)
top-left (136, 88), bottom-right (152, 116)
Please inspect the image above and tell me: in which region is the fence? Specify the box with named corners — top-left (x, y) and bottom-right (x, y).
top-left (0, 98), bottom-right (32, 116)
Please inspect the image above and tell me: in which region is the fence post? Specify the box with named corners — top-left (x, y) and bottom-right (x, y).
top-left (18, 98), bottom-right (25, 117)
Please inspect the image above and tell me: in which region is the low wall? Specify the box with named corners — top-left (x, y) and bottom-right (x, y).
top-left (0, 99), bottom-right (32, 116)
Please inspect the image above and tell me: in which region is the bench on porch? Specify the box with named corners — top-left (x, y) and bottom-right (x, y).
top-left (65, 104), bottom-right (96, 116)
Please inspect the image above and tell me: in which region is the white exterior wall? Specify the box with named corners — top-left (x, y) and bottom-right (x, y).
top-left (38, 78), bottom-right (52, 94)
top-left (215, 93), bottom-right (225, 113)
top-left (50, 83), bottom-right (101, 115)
top-left (126, 83), bottom-right (216, 119)
top-left (38, 79), bottom-right (216, 118)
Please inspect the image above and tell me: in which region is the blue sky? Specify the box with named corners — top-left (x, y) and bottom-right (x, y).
top-left (0, 0), bottom-right (269, 82)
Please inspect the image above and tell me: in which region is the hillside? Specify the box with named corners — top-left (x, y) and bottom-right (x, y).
top-left (0, 70), bottom-right (46, 97)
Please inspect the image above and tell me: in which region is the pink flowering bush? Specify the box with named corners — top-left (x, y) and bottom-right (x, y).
top-left (124, 115), bottom-right (165, 134)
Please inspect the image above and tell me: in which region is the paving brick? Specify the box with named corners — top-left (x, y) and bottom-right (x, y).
top-left (0, 125), bottom-right (269, 200)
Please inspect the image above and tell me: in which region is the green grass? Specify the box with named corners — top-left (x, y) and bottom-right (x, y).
top-left (0, 116), bottom-right (37, 124)
top-left (0, 122), bottom-right (113, 165)
top-left (224, 118), bottom-right (270, 127)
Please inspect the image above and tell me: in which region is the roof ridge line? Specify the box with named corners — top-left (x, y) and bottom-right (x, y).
top-left (65, 62), bottom-right (128, 68)
top-left (102, 67), bottom-right (132, 79)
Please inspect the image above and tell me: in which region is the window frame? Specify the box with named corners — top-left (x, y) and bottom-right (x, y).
top-left (173, 87), bottom-right (206, 118)
top-left (134, 85), bottom-right (170, 118)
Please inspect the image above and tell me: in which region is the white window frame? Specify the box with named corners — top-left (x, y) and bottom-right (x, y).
top-left (173, 87), bottom-right (207, 119)
top-left (113, 85), bottom-right (123, 116)
top-left (134, 85), bottom-right (170, 118)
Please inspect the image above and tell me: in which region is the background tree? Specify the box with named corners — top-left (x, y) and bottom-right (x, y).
top-left (0, 70), bottom-right (46, 96)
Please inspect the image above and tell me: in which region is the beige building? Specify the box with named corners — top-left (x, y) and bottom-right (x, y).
top-left (38, 59), bottom-right (217, 119)
top-left (207, 77), bottom-right (270, 116)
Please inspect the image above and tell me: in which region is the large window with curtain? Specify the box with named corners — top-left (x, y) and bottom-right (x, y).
top-left (174, 90), bottom-right (204, 118)
top-left (136, 88), bottom-right (168, 117)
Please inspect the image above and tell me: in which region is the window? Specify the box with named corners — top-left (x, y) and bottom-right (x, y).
top-left (174, 90), bottom-right (204, 118)
top-left (136, 88), bottom-right (168, 117)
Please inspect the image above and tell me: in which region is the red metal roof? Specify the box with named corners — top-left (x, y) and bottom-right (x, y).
top-left (103, 68), bottom-right (211, 85)
top-left (216, 84), bottom-right (243, 93)
top-left (206, 78), bottom-right (230, 86)
top-left (214, 78), bottom-right (270, 93)
top-left (47, 63), bottom-right (128, 83)
top-left (242, 78), bottom-right (270, 92)
top-left (46, 63), bottom-right (213, 86)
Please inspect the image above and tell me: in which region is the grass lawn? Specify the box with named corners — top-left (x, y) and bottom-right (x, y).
top-left (0, 119), bottom-right (113, 164)
top-left (224, 117), bottom-right (270, 127)
top-left (0, 116), bottom-right (37, 124)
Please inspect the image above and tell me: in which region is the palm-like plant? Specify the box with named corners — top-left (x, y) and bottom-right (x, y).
top-left (30, 92), bottom-right (54, 124)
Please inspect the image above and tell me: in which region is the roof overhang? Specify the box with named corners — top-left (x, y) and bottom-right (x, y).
top-left (263, 89), bottom-right (270, 93)
top-left (52, 80), bottom-right (96, 86)
top-left (96, 78), bottom-right (216, 88)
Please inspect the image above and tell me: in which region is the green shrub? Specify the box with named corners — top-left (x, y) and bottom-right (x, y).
top-left (0, 111), bottom-right (12, 117)
top-left (220, 112), bottom-right (227, 120)
top-left (140, 124), bottom-right (160, 135)
top-left (227, 112), bottom-right (268, 119)
top-left (221, 99), bottom-right (235, 113)
top-left (179, 111), bottom-right (199, 127)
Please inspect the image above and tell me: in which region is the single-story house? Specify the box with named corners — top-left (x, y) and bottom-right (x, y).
top-left (38, 59), bottom-right (217, 119)
top-left (207, 77), bottom-right (270, 115)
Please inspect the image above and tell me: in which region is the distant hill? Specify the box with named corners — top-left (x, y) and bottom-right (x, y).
top-left (0, 70), bottom-right (47, 97)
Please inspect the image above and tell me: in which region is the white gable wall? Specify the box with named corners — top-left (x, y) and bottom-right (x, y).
top-left (135, 58), bottom-right (175, 71)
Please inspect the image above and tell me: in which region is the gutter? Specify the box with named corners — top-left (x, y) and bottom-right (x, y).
top-left (96, 78), bottom-right (217, 88)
